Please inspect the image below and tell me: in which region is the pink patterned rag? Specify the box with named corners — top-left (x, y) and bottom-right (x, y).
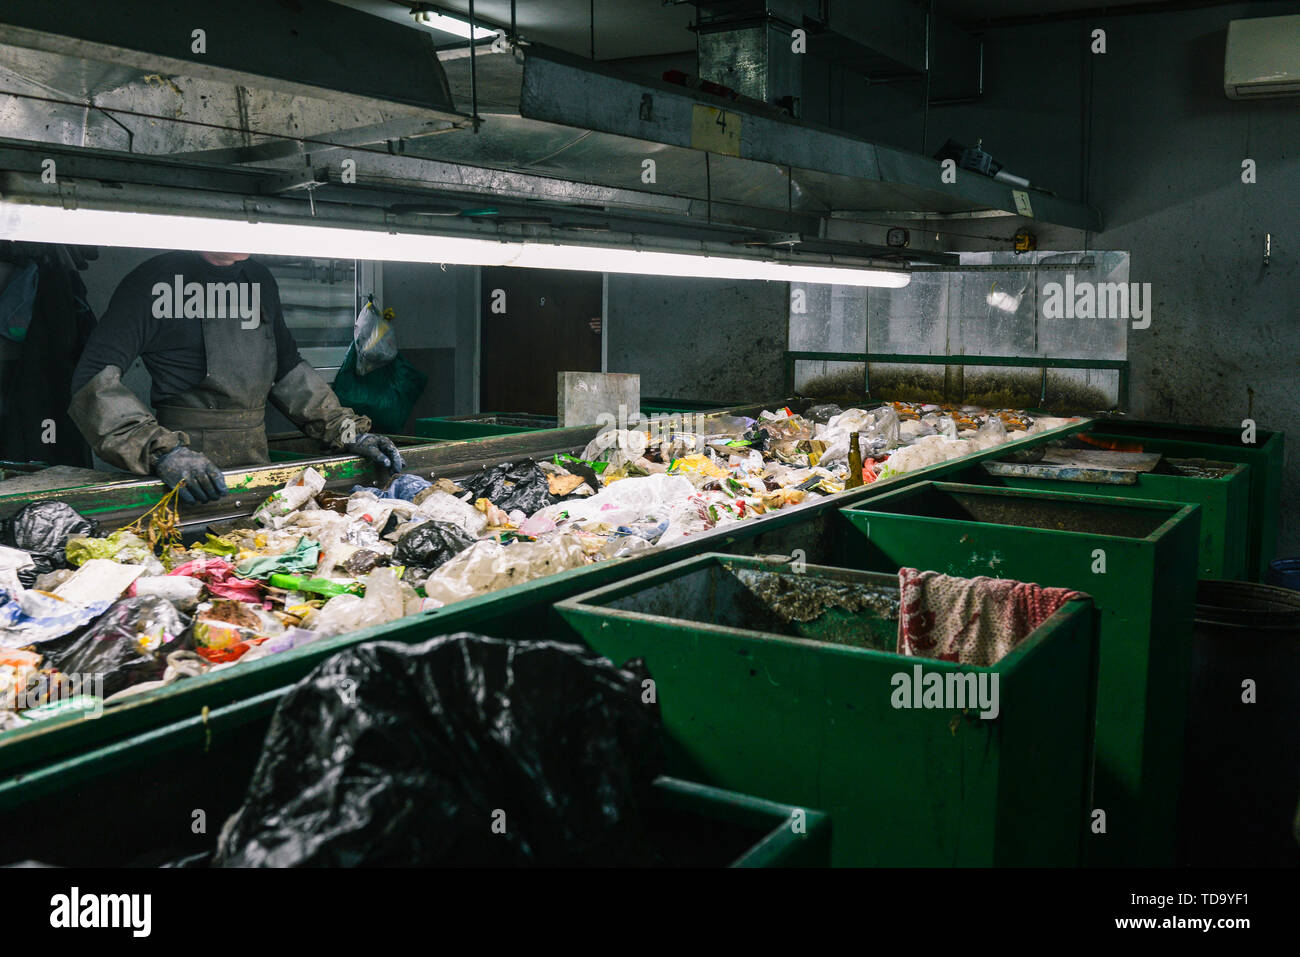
top-left (167, 558), bottom-right (265, 604)
top-left (898, 567), bottom-right (1086, 666)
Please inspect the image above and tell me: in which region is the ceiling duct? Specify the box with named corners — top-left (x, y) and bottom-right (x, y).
top-left (0, 0), bottom-right (1096, 258)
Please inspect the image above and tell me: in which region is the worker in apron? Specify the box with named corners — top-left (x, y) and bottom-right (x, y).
top-left (69, 251), bottom-right (404, 505)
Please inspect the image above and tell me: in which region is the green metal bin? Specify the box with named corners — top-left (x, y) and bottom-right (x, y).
top-left (949, 457), bottom-right (1250, 580)
top-left (1087, 419), bottom-right (1283, 581)
top-left (412, 413), bottom-right (557, 440)
top-left (842, 481), bottom-right (1200, 867)
top-left (554, 553), bottom-right (1098, 867)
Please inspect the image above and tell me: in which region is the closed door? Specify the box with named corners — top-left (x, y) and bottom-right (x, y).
top-left (480, 266), bottom-right (602, 415)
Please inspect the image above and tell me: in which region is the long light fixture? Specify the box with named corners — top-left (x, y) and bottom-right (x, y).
top-left (410, 6), bottom-right (497, 41)
top-left (0, 201), bottom-right (911, 288)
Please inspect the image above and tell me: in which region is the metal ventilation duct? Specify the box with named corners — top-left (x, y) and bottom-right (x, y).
top-left (0, 0), bottom-right (1098, 254)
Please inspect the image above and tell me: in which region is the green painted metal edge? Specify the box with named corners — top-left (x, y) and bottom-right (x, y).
top-left (653, 776), bottom-right (831, 867)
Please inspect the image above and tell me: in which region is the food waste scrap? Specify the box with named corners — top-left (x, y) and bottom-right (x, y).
top-left (0, 402), bottom-right (1074, 727)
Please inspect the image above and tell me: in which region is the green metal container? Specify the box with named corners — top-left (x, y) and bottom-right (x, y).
top-left (842, 482), bottom-right (1200, 866)
top-left (553, 553), bottom-right (1098, 867)
top-left (950, 457), bottom-right (1250, 580)
top-left (412, 413), bottom-right (557, 440)
top-left (1087, 419), bottom-right (1283, 582)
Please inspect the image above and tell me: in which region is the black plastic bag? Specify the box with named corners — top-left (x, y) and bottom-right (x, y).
top-left (213, 633), bottom-right (664, 867)
top-left (0, 501), bottom-right (96, 586)
top-left (393, 520), bottom-right (476, 570)
top-left (41, 596), bottom-right (190, 698)
top-left (460, 459), bottom-right (557, 514)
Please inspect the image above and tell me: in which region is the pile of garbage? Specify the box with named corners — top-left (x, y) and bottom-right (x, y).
top-left (0, 403), bottom-right (1072, 727)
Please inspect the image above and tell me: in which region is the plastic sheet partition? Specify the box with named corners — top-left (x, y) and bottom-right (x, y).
top-left (788, 251), bottom-right (1131, 410)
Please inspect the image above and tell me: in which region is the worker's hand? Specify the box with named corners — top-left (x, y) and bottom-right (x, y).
top-left (155, 446), bottom-right (228, 505)
top-left (346, 432), bottom-right (405, 472)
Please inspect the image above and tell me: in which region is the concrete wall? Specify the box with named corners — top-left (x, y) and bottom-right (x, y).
top-left (606, 274), bottom-right (789, 403)
top-left (832, 2), bottom-right (1300, 556)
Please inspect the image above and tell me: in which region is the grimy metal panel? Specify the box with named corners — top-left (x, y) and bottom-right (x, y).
top-left (0, 0), bottom-right (461, 118)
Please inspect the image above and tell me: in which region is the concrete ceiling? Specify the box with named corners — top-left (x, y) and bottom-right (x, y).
top-left (330, 0), bottom-right (1224, 61)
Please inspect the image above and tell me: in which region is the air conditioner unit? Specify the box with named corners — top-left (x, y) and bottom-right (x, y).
top-left (1225, 14), bottom-right (1300, 99)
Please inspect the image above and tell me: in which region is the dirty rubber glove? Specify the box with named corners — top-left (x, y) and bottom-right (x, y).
top-left (155, 446), bottom-right (229, 506)
top-left (346, 433), bottom-right (405, 473)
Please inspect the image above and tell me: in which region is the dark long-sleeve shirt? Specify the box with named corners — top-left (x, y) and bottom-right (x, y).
top-left (71, 252), bottom-right (304, 403)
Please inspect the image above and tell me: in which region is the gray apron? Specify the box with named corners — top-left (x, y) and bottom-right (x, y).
top-left (154, 310), bottom-right (277, 468)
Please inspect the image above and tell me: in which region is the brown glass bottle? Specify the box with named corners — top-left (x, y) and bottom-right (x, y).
top-left (846, 433), bottom-right (865, 489)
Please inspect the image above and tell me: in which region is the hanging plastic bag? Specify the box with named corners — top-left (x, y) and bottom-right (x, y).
top-left (211, 633), bottom-right (664, 867)
top-left (353, 296), bottom-right (398, 376)
top-left (332, 343), bottom-right (427, 434)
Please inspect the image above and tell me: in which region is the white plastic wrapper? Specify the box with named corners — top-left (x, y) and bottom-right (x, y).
top-left (134, 575), bottom-right (206, 612)
top-left (255, 468), bottom-right (326, 529)
top-left (420, 533), bottom-right (590, 606)
top-left (537, 473), bottom-right (695, 530)
top-left (413, 490), bottom-right (488, 537)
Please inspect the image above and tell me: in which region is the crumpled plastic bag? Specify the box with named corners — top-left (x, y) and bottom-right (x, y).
top-left (64, 530), bottom-right (160, 573)
top-left (803, 403), bottom-right (844, 424)
top-left (192, 599), bottom-right (283, 663)
top-left (349, 472), bottom-right (431, 503)
top-left (235, 537), bottom-right (321, 580)
top-left (352, 296), bottom-right (398, 377)
top-left (307, 568), bottom-right (407, 638)
top-left (0, 545), bottom-right (35, 595)
top-left (460, 460), bottom-right (557, 515)
top-left (0, 588), bottom-right (111, 646)
top-left (103, 649), bottom-right (209, 703)
top-left (411, 490), bottom-right (488, 538)
top-left (421, 534), bottom-right (590, 606)
top-left (820, 406), bottom-right (901, 465)
top-left (0, 501), bottom-right (96, 587)
top-left (393, 521), bottom-right (476, 571)
top-left (131, 575), bottom-right (205, 612)
top-left (538, 473), bottom-right (695, 531)
top-left (254, 468), bottom-right (326, 529)
top-left (211, 633), bottom-right (664, 867)
top-left (41, 596), bottom-right (191, 698)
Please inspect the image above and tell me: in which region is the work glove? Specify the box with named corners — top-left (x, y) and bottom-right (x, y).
top-left (154, 446), bottom-right (229, 505)
top-left (345, 432), bottom-right (405, 472)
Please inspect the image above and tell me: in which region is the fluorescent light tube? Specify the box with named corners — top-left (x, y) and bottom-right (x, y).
top-left (412, 9), bottom-right (497, 41)
top-left (0, 201), bottom-right (910, 288)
